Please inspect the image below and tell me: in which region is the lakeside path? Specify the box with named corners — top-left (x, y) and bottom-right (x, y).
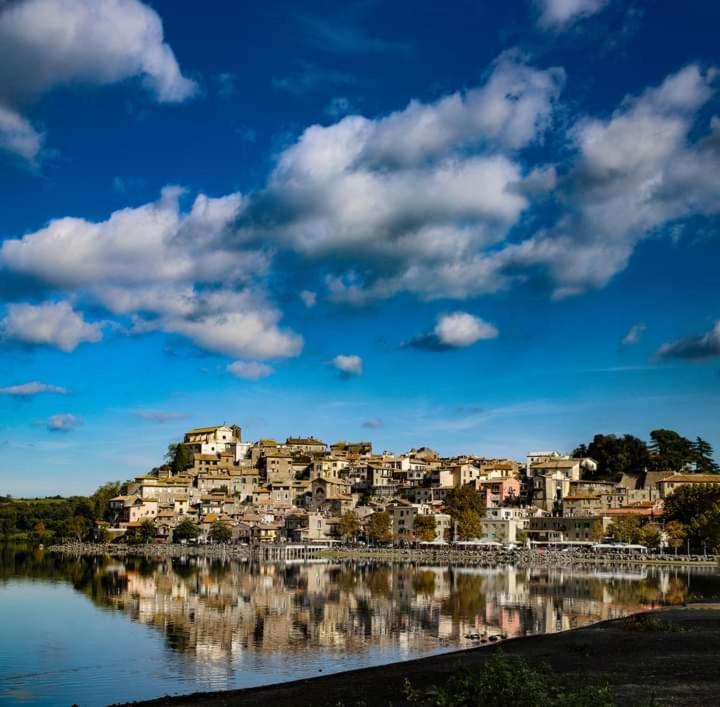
top-left (117, 605), bottom-right (720, 707)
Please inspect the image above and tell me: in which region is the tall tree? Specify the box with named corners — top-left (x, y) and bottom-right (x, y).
top-left (663, 520), bottom-right (687, 555)
top-left (137, 519), bottom-right (156, 544)
top-left (444, 486), bottom-right (486, 519)
top-left (663, 485), bottom-right (720, 552)
top-left (648, 429), bottom-right (695, 471)
top-left (572, 434), bottom-right (650, 478)
top-left (338, 511), bottom-right (361, 540)
top-left (368, 512), bottom-right (392, 544)
top-left (692, 437), bottom-right (719, 473)
top-left (456, 509), bottom-right (484, 540)
top-left (414, 515), bottom-right (437, 542)
top-left (608, 516), bottom-right (641, 544)
top-left (166, 443), bottom-right (194, 474)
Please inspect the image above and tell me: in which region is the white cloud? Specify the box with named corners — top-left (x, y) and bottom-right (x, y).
top-left (0, 0), bottom-right (195, 160)
top-left (227, 360), bottom-right (274, 380)
top-left (332, 354), bottom-right (363, 376)
top-left (434, 312), bottom-right (499, 347)
top-left (1, 301), bottom-right (102, 352)
top-left (536, 0), bottom-right (609, 29)
top-left (300, 290), bottom-right (317, 308)
top-left (0, 104), bottom-right (43, 161)
top-left (46, 413), bottom-right (81, 431)
top-left (622, 323), bottom-right (645, 347)
top-left (0, 381), bottom-right (67, 396)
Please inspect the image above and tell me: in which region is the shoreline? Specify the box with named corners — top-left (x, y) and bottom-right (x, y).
top-left (43, 542), bottom-right (719, 567)
top-left (116, 604), bottom-right (720, 706)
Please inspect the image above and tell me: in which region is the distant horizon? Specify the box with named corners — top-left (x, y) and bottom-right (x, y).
top-left (2, 0), bottom-right (719, 497)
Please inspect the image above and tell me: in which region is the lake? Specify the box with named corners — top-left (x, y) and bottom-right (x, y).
top-left (1, 547), bottom-right (718, 706)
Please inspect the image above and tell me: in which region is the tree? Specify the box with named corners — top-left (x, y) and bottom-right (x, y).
top-left (444, 487), bottom-right (485, 541)
top-left (589, 520), bottom-right (605, 542)
top-left (209, 521), bottom-right (233, 544)
top-left (456, 509), bottom-right (484, 540)
top-left (638, 523), bottom-right (661, 549)
top-left (338, 511), bottom-right (361, 541)
top-left (138, 519), bottom-right (156, 544)
top-left (31, 521), bottom-right (51, 544)
top-left (63, 515), bottom-right (90, 542)
top-left (663, 485), bottom-right (720, 552)
top-left (572, 433), bottom-right (650, 478)
top-left (166, 443), bottom-right (194, 474)
top-left (97, 527), bottom-right (113, 544)
top-left (444, 486), bottom-right (486, 519)
top-left (414, 515), bottom-right (437, 542)
top-left (90, 481), bottom-right (127, 520)
top-left (173, 518), bottom-right (200, 543)
top-left (664, 520), bottom-right (687, 555)
top-left (693, 437), bottom-right (719, 473)
top-left (608, 515), bottom-right (641, 544)
top-left (367, 512), bottom-right (392, 544)
top-left (648, 429), bottom-right (695, 471)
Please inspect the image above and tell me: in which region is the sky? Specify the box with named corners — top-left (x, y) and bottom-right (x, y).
top-left (1, 0), bottom-right (719, 496)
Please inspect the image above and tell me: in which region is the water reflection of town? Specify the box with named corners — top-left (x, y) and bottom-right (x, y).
top-left (93, 559), bottom-right (697, 664)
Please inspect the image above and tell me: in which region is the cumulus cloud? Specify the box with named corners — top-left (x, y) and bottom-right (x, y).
top-left (46, 413), bottom-right (81, 431)
top-left (133, 409), bottom-right (188, 422)
top-left (622, 323), bottom-right (646, 347)
top-left (1, 301), bottom-right (102, 351)
top-left (535, 0), bottom-right (609, 29)
top-left (656, 321), bottom-right (720, 360)
top-left (0, 0), bottom-right (195, 160)
top-left (0, 189), bottom-right (302, 360)
top-left (332, 354), bottom-right (363, 376)
top-left (227, 360), bottom-right (274, 380)
top-left (499, 63), bottom-right (720, 299)
top-left (0, 381), bottom-right (67, 396)
top-left (408, 312), bottom-right (498, 350)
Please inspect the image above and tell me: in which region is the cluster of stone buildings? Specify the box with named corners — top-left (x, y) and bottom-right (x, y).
top-left (106, 425), bottom-right (720, 545)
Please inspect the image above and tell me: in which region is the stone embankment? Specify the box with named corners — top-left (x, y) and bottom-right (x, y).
top-left (45, 542), bottom-right (251, 559)
top-left (324, 546), bottom-right (719, 567)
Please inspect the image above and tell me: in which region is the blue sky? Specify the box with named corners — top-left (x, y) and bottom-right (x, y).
top-left (1, 0), bottom-right (719, 496)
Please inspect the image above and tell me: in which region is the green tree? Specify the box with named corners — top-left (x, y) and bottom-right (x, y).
top-left (589, 521), bottom-right (605, 542)
top-left (456, 509), bottom-right (484, 540)
top-left (648, 429), bottom-right (695, 471)
top-left (31, 521), bottom-right (51, 544)
top-left (90, 481), bottom-right (128, 520)
top-left (572, 433), bottom-right (650, 478)
top-left (414, 515), bottom-right (437, 542)
top-left (608, 515), bottom-right (641, 544)
top-left (166, 443), bottom-right (194, 474)
top-left (173, 518), bottom-right (201, 543)
top-left (338, 511), bottom-right (361, 540)
top-left (663, 520), bottom-right (687, 555)
top-left (638, 523), bottom-right (661, 549)
top-left (663, 485), bottom-right (720, 552)
top-left (209, 521), bottom-right (233, 544)
top-left (692, 437), bottom-right (719, 473)
top-left (367, 511), bottom-right (392, 544)
top-left (63, 515), bottom-right (90, 542)
top-left (97, 526), bottom-right (113, 544)
top-left (138, 519), bottom-right (156, 544)
top-left (444, 486), bottom-right (486, 519)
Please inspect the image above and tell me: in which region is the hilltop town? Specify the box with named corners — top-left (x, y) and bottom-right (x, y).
top-left (102, 424), bottom-right (720, 548)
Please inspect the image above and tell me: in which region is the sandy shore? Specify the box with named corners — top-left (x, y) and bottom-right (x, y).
top-left (116, 605), bottom-right (720, 706)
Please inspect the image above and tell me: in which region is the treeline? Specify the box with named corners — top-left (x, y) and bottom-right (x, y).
top-left (0, 480), bottom-right (128, 543)
top-left (573, 429), bottom-right (718, 478)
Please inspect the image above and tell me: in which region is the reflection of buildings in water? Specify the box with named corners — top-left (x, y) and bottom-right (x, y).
top-left (100, 560), bottom-right (688, 668)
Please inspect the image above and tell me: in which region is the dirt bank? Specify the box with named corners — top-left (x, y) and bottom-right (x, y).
top-left (118, 605), bottom-right (720, 706)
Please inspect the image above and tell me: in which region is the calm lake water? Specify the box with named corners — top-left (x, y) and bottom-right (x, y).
top-left (1, 548), bottom-right (719, 706)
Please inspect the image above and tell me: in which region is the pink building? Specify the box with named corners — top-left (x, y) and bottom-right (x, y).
top-left (473, 478), bottom-right (520, 508)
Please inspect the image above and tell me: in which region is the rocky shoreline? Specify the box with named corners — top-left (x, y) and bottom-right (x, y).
top-left (44, 542), bottom-right (719, 566)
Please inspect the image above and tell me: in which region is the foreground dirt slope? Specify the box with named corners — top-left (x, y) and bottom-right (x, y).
top-left (121, 606), bottom-right (720, 707)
